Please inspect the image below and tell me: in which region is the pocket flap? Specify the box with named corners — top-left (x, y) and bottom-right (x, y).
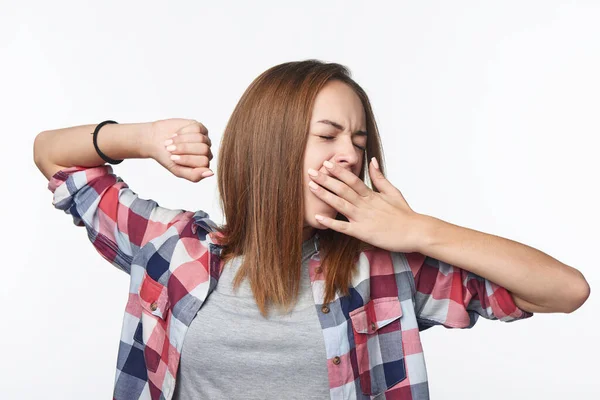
top-left (349, 297), bottom-right (403, 334)
top-left (137, 272), bottom-right (170, 320)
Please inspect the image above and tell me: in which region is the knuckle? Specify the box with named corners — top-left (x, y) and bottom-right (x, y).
top-left (171, 168), bottom-right (183, 179)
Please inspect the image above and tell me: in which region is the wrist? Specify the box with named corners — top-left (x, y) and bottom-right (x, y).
top-left (99, 122), bottom-right (153, 160)
top-left (413, 213), bottom-right (441, 254)
top-left (134, 122), bottom-right (154, 159)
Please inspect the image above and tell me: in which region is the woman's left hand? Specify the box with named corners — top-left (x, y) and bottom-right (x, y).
top-left (308, 158), bottom-right (428, 254)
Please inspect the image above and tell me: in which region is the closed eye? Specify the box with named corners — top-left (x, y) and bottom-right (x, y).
top-left (319, 136), bottom-right (365, 151)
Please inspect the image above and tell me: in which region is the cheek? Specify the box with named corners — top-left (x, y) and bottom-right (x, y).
top-left (304, 145), bottom-right (328, 168)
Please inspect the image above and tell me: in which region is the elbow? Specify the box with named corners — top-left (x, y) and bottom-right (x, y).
top-left (565, 274), bottom-right (591, 314)
top-left (34, 132), bottom-right (61, 181)
top-left (33, 132), bottom-right (48, 168)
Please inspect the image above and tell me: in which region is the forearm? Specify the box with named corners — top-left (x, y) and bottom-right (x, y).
top-left (415, 214), bottom-right (590, 313)
top-left (34, 122), bottom-right (151, 179)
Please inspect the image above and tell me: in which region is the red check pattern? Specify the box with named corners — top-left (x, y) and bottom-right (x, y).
top-left (48, 165), bottom-right (533, 399)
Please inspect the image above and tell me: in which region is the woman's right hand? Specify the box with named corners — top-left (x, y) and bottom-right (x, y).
top-left (146, 118), bottom-right (214, 182)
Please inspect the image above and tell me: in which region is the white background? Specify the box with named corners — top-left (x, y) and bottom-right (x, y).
top-left (2, 1), bottom-right (599, 399)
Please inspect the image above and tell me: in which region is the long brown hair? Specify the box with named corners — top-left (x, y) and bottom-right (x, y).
top-left (214, 60), bottom-right (386, 318)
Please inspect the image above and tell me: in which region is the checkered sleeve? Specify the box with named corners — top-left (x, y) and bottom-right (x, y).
top-left (48, 164), bottom-right (193, 274)
top-left (404, 251), bottom-right (534, 330)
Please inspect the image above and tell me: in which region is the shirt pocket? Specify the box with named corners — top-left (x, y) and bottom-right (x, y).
top-left (134, 271), bottom-right (171, 373)
top-left (349, 297), bottom-right (407, 396)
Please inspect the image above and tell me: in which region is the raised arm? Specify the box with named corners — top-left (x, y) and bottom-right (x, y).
top-left (34, 122), bottom-right (150, 180)
top-left (34, 118), bottom-right (216, 274)
top-left (33, 118), bottom-right (214, 182)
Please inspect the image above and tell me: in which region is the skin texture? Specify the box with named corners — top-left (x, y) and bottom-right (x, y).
top-left (302, 80), bottom-right (368, 242)
top-left (300, 88), bottom-right (590, 314)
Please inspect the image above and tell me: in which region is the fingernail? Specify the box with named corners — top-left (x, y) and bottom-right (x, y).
top-left (164, 139), bottom-right (173, 146)
top-left (371, 157), bottom-right (379, 170)
top-left (170, 154), bottom-right (180, 160)
top-left (307, 168), bottom-right (319, 177)
top-left (202, 170), bottom-right (214, 177)
top-left (323, 160), bottom-right (334, 169)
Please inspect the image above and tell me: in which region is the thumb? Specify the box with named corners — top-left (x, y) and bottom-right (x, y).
top-left (369, 157), bottom-right (394, 194)
top-left (168, 163), bottom-right (213, 182)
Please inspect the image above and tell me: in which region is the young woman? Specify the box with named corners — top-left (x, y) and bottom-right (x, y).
top-left (34, 60), bottom-right (589, 400)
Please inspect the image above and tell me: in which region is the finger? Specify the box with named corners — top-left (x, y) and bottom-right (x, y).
top-left (308, 169), bottom-right (361, 206)
top-left (369, 158), bottom-right (402, 197)
top-left (178, 120), bottom-right (209, 136)
top-left (308, 179), bottom-right (355, 219)
top-left (169, 154), bottom-right (211, 168)
top-left (170, 164), bottom-right (214, 182)
top-left (171, 132), bottom-right (212, 147)
top-left (166, 142), bottom-right (213, 161)
top-left (314, 213), bottom-right (352, 234)
top-left (323, 161), bottom-right (371, 197)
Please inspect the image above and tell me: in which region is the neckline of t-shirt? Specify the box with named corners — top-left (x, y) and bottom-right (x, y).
top-left (302, 233), bottom-right (319, 260)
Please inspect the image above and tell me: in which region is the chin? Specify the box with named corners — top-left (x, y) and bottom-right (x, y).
top-left (309, 206), bottom-right (338, 228)
top-left (304, 192), bottom-right (338, 228)
top-left (309, 222), bottom-right (330, 230)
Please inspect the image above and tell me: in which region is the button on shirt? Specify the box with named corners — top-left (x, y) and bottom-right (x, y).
top-left (47, 165), bottom-right (533, 400)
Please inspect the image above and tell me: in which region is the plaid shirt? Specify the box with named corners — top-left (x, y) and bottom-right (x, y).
top-left (48, 165), bottom-right (533, 400)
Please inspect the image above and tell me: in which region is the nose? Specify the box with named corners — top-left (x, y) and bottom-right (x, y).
top-left (329, 138), bottom-right (362, 173)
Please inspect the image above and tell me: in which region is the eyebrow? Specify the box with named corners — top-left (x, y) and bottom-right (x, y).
top-left (317, 119), bottom-right (368, 137)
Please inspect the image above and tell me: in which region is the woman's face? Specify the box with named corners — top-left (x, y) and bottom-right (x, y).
top-left (302, 80), bottom-right (367, 241)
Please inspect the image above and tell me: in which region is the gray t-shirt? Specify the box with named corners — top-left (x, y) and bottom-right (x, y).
top-left (172, 234), bottom-right (331, 399)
